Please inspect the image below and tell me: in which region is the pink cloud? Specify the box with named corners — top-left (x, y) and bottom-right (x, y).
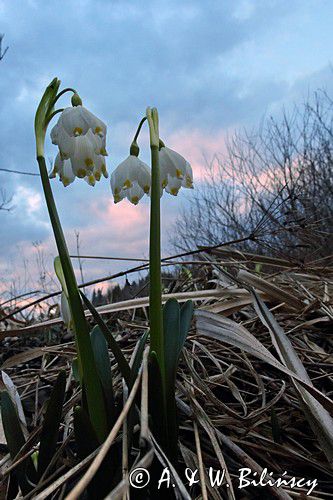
top-left (166, 127), bottom-right (230, 181)
top-left (84, 197), bottom-right (150, 254)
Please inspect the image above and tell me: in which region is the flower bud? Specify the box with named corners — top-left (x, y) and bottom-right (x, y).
top-left (130, 141), bottom-right (140, 157)
top-left (71, 93), bottom-right (83, 107)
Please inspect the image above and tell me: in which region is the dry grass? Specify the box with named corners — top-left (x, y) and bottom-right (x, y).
top-left (0, 247), bottom-right (332, 499)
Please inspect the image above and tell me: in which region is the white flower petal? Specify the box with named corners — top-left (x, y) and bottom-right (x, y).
top-left (59, 159), bottom-right (75, 187)
top-left (59, 107), bottom-right (86, 136)
top-left (136, 161), bottom-right (151, 194)
top-left (81, 107), bottom-right (107, 139)
top-left (50, 152), bottom-right (63, 178)
top-left (113, 188), bottom-right (126, 204)
top-left (56, 126), bottom-right (75, 159)
top-left (111, 155), bottom-right (150, 196)
top-left (125, 181), bottom-right (144, 205)
top-left (70, 130), bottom-right (97, 177)
top-left (159, 146), bottom-right (188, 181)
top-left (165, 175), bottom-right (182, 196)
top-left (181, 162), bottom-right (194, 189)
top-left (58, 106), bottom-right (89, 137)
top-left (94, 156), bottom-right (108, 181)
top-left (84, 173), bottom-right (96, 187)
top-left (50, 123), bottom-right (59, 145)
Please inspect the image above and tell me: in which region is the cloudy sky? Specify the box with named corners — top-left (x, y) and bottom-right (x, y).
top-left (0, 0), bottom-right (332, 298)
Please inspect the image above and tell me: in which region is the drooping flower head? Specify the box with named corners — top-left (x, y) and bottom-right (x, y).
top-left (50, 94), bottom-right (108, 186)
top-left (111, 140), bottom-right (151, 205)
top-left (159, 141), bottom-right (193, 195)
top-left (110, 127), bottom-right (193, 205)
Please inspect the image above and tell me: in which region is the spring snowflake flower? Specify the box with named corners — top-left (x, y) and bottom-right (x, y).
top-left (110, 138), bottom-right (193, 204)
top-left (159, 143), bottom-right (193, 195)
top-left (159, 145), bottom-right (187, 182)
top-left (111, 155), bottom-right (151, 204)
top-left (50, 98), bottom-right (108, 184)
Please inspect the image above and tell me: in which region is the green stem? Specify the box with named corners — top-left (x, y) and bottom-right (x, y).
top-left (53, 87), bottom-right (77, 104)
top-left (46, 109), bottom-right (64, 127)
top-left (133, 116), bottom-right (147, 143)
top-left (37, 155), bottom-right (107, 442)
top-left (149, 144), bottom-right (164, 377)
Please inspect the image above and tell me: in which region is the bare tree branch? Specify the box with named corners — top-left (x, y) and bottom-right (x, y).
top-left (0, 34), bottom-right (8, 61)
top-left (173, 89), bottom-right (333, 263)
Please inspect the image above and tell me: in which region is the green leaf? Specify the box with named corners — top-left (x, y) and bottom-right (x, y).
top-left (1, 391), bottom-right (37, 495)
top-left (80, 291), bottom-right (131, 385)
top-left (71, 357), bottom-right (80, 383)
top-left (179, 300), bottom-right (194, 356)
top-left (74, 406), bottom-right (122, 498)
top-left (73, 406), bottom-right (99, 458)
top-left (149, 299), bottom-right (194, 463)
top-left (54, 256), bottom-right (68, 296)
top-left (90, 325), bottom-right (115, 427)
top-left (37, 370), bottom-right (66, 477)
top-left (162, 299), bottom-right (181, 462)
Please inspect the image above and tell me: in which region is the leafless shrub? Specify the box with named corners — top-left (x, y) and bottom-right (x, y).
top-left (0, 33), bottom-right (9, 61)
top-left (174, 90), bottom-right (333, 263)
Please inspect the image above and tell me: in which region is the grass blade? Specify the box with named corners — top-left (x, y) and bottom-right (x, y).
top-left (252, 290), bottom-right (333, 466)
top-left (37, 370), bottom-right (66, 477)
top-left (90, 325), bottom-right (116, 427)
top-left (195, 309), bottom-right (333, 414)
top-left (1, 391), bottom-right (37, 495)
top-left (73, 406), bottom-right (99, 459)
top-left (129, 329), bottom-right (149, 388)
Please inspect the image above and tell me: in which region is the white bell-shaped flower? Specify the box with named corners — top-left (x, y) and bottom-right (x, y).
top-left (50, 100), bottom-right (108, 185)
top-left (57, 105), bottom-right (107, 140)
top-left (159, 146), bottom-right (188, 184)
top-left (111, 155), bottom-right (151, 202)
top-left (159, 144), bottom-right (193, 195)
